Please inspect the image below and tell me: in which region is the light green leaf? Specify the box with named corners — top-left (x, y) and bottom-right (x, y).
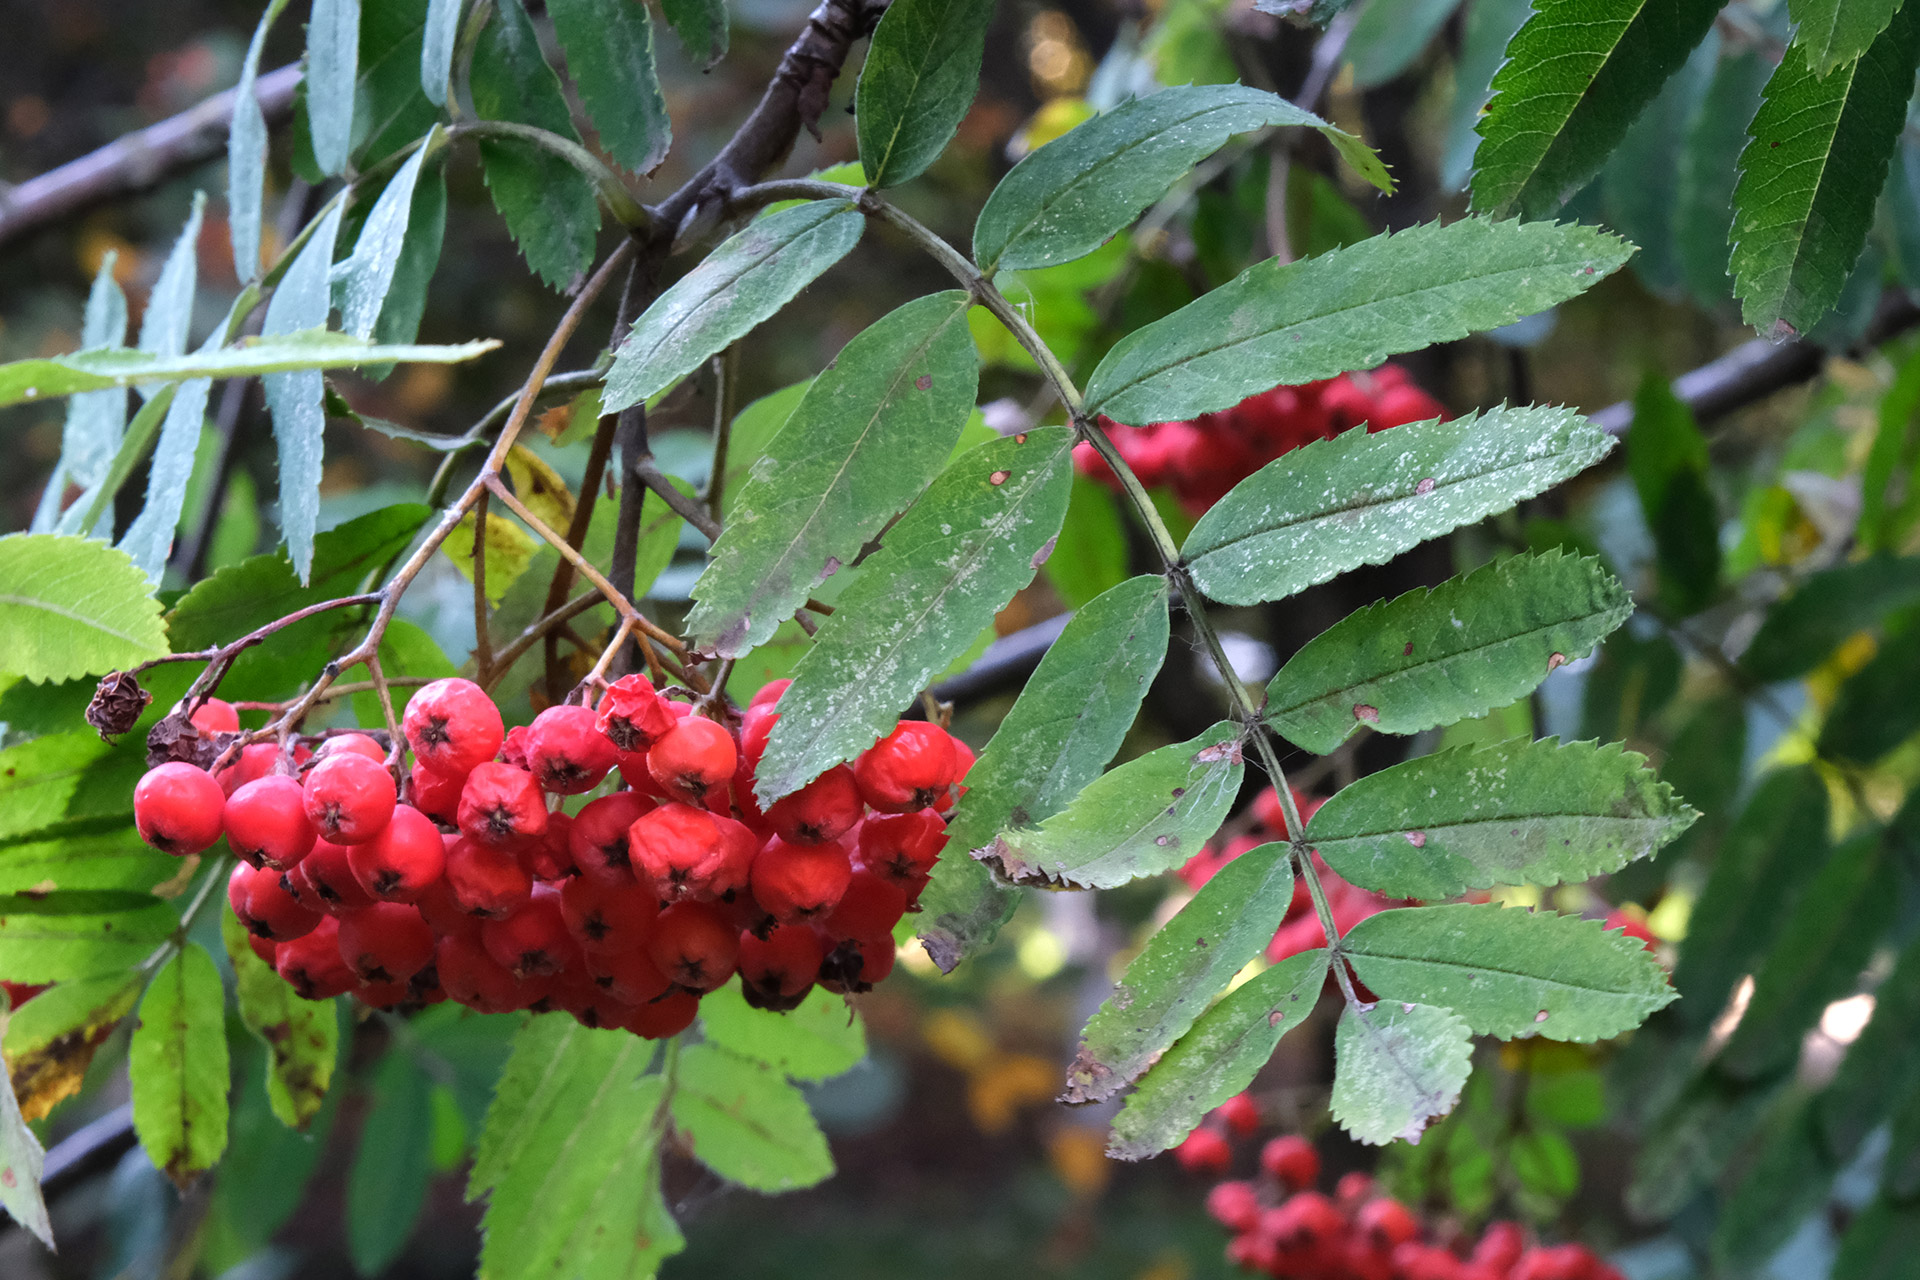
top-left (3, 972), bottom-right (140, 1124)
top-left (1306, 737), bottom-right (1696, 900)
top-left (307, 0), bottom-right (361, 176)
top-left (603, 201), bottom-right (865, 413)
top-left (1730, 6), bottom-right (1920, 333)
top-left (121, 301), bottom-right (214, 583)
top-left (1341, 904), bottom-right (1677, 1041)
top-left (0, 1039), bottom-right (51, 1250)
top-left (222, 903), bottom-right (337, 1130)
top-left (138, 192), bottom-right (204, 360)
top-left (0, 818), bottom-right (177, 895)
top-left (1084, 219), bottom-right (1629, 425)
top-left (421, 0), bottom-right (461, 104)
top-left (1331, 1000), bottom-right (1473, 1145)
top-left (1468, 0), bottom-right (1725, 219)
top-left (349, 1050), bottom-right (432, 1275)
top-left (698, 982), bottom-right (866, 1082)
top-left (129, 942), bottom-right (229, 1186)
top-left (975, 85), bottom-right (1386, 274)
top-left (230, 0), bottom-right (292, 279)
top-left (1182, 406), bottom-right (1616, 607)
top-left (335, 143), bottom-right (431, 341)
top-left (920, 575), bottom-right (1171, 970)
top-left (974, 721), bottom-right (1243, 890)
top-left (687, 292), bottom-right (978, 657)
top-left (755, 428), bottom-right (1073, 802)
top-left (1066, 842), bottom-right (1292, 1103)
top-left (1107, 948), bottom-right (1328, 1160)
top-left (856, 0), bottom-right (995, 188)
top-left (670, 1044), bottom-right (833, 1191)
top-left (661, 0), bottom-right (728, 68)
top-left (1791, 0), bottom-right (1905, 75)
top-left (0, 535), bottom-right (167, 683)
top-left (550, 0), bottom-right (672, 174)
top-left (1264, 550), bottom-right (1631, 754)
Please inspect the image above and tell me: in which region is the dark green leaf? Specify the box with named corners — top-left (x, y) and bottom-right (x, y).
top-left (1711, 1099), bottom-right (1833, 1274)
top-left (212, 1035), bottom-right (341, 1257)
top-left (1743, 555), bottom-right (1920, 681)
top-left (687, 292), bottom-right (978, 657)
top-left (755, 429), bottom-right (1073, 802)
top-left (856, 0), bottom-right (995, 188)
top-left (1332, 1000), bottom-right (1474, 1145)
top-left (1182, 407), bottom-right (1616, 607)
top-left (1598, 34), bottom-right (1716, 296)
top-left (306, 0), bottom-right (361, 177)
top-left (1345, 0), bottom-right (1461, 88)
top-left (1820, 930), bottom-right (1920, 1160)
top-left (660, 0), bottom-right (728, 69)
top-left (1790, 0), bottom-right (1906, 74)
top-left (1263, 550), bottom-right (1631, 754)
top-left (698, 982), bottom-right (866, 1081)
top-left (1044, 473), bottom-right (1129, 611)
top-left (1833, 1198), bottom-right (1920, 1280)
top-left (0, 535), bottom-right (167, 683)
top-left (550, 0), bottom-right (672, 174)
top-left (129, 942), bottom-right (228, 1185)
top-left (229, 0), bottom-right (292, 279)
top-left (1860, 341), bottom-right (1920, 553)
top-left (1066, 843), bottom-right (1292, 1103)
top-left (1627, 373), bottom-right (1719, 615)
top-left (671, 1044), bottom-right (833, 1191)
top-left (1626, 1073), bottom-right (1783, 1220)
top-left (222, 903), bottom-right (337, 1130)
top-left (1106, 949), bottom-right (1328, 1160)
top-left (1675, 48), bottom-right (1769, 310)
top-left (1580, 627), bottom-right (1680, 742)
top-left (1819, 621), bottom-right (1920, 763)
top-left (1439, 0), bottom-right (1534, 190)
top-left (348, 1050), bottom-right (432, 1275)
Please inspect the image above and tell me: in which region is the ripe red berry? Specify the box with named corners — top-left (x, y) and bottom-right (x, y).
top-left (498, 724), bottom-right (533, 770)
top-left (134, 762), bottom-right (227, 855)
top-left (853, 721), bottom-right (957, 813)
top-left (748, 678), bottom-right (790, 711)
top-left (646, 900), bottom-right (738, 991)
top-left (585, 944), bottom-right (672, 1005)
top-left (315, 732), bottom-right (386, 763)
top-left (1205, 1180), bottom-right (1261, 1232)
top-left (246, 933), bottom-right (278, 968)
top-left (190, 698), bottom-right (239, 734)
top-left (525, 704), bottom-right (619, 795)
top-left (1260, 1134), bottom-right (1320, 1191)
top-left (444, 835), bottom-right (533, 918)
top-left (570, 792), bottom-right (653, 885)
top-left (854, 809), bottom-right (946, 899)
top-left (217, 741), bottom-right (292, 796)
top-left (646, 716), bottom-right (738, 805)
top-left (822, 869), bottom-right (908, 942)
top-left (350, 804), bottom-right (445, 902)
top-left (595, 674), bottom-right (677, 752)
top-left (415, 865), bottom-right (481, 938)
top-left (436, 932), bottom-right (528, 1013)
top-left (457, 763), bottom-right (548, 849)
top-left (275, 917), bottom-right (355, 999)
top-left (628, 802), bottom-right (754, 902)
top-left (740, 704), bottom-right (777, 768)
top-left (738, 923), bottom-right (825, 1010)
top-left (817, 933), bottom-right (893, 993)
top-left (621, 989), bottom-right (700, 1039)
top-left (1395, 1244), bottom-right (1468, 1280)
top-left (302, 752), bottom-right (397, 845)
top-left (1358, 1198), bottom-right (1419, 1250)
top-left (1215, 1091), bottom-right (1261, 1138)
top-left (1470, 1222), bottom-right (1526, 1273)
top-left (409, 762), bottom-right (465, 825)
top-left (520, 808), bottom-right (576, 882)
top-left (354, 978), bottom-right (416, 1010)
top-left (228, 861), bottom-right (257, 932)
top-left (405, 677), bottom-right (505, 777)
top-left (1173, 1127), bottom-right (1232, 1174)
top-left (560, 875), bottom-right (657, 954)
top-left (336, 902), bottom-right (435, 983)
top-left (763, 765), bottom-right (862, 845)
top-left (1334, 1170), bottom-right (1376, 1207)
top-left (223, 775), bottom-right (316, 870)
top-left (480, 891), bottom-right (574, 978)
top-left (1264, 1192), bottom-right (1344, 1250)
top-left (294, 838), bottom-right (377, 914)
top-left (750, 836), bottom-right (852, 923)
top-left (243, 863), bottom-right (323, 941)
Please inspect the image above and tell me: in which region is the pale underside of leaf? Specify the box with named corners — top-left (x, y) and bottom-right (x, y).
top-left (1331, 999), bottom-right (1473, 1145)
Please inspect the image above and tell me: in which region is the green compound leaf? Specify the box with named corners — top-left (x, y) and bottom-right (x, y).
top-left (1332, 999), bottom-right (1473, 1146)
top-left (920, 575), bottom-right (1171, 971)
top-left (671, 1043), bottom-right (833, 1192)
top-left (1264, 550), bottom-right (1631, 754)
top-left (1341, 904), bottom-right (1677, 1042)
top-left (1628, 374), bottom-right (1720, 615)
top-left (0, 535), bottom-right (166, 684)
top-left (856, 0), bottom-right (995, 189)
top-left (0, 820), bottom-right (174, 895)
top-left (222, 902), bottom-right (336, 1130)
top-left (4, 972), bottom-right (142, 1124)
top-left (1833, 1199), bottom-right (1920, 1280)
top-left (1468, 0), bottom-right (1725, 219)
top-left (1741, 555), bottom-right (1920, 681)
top-left (1730, 5), bottom-right (1920, 334)
top-left (1083, 219), bottom-right (1629, 426)
top-left (1182, 407), bottom-right (1616, 607)
top-left (1306, 737), bottom-right (1696, 901)
top-left (1790, 0), bottom-right (1906, 76)
top-left (1819, 622), bottom-right (1920, 764)
top-left (687, 292), bottom-right (978, 658)
top-left (421, 0), bottom-right (461, 104)
top-left (755, 429), bottom-right (1073, 803)
top-left (305, 0), bottom-right (360, 177)
top-left (549, 0), bottom-right (672, 175)
top-left (973, 721), bottom-right (1243, 890)
top-left (603, 201), bottom-right (865, 413)
top-left (1107, 948), bottom-right (1328, 1160)
top-left (1065, 843), bottom-right (1292, 1104)
top-left (698, 982), bottom-right (867, 1082)
top-left (229, 0), bottom-right (292, 279)
top-left (0, 893), bottom-right (179, 984)
top-left (129, 942), bottom-right (229, 1186)
top-left (661, 0), bottom-right (729, 69)
top-left (974, 85), bottom-right (1387, 274)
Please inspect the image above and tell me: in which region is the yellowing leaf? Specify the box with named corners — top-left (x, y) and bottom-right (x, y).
top-left (504, 445), bottom-right (576, 532)
top-left (443, 509), bottom-right (538, 604)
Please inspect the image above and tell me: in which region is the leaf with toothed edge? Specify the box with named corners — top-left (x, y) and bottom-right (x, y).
top-left (972, 721), bottom-right (1243, 890)
top-left (129, 942), bottom-right (229, 1186)
top-left (261, 204), bottom-right (344, 585)
top-left (670, 1044), bottom-right (833, 1191)
top-left (0, 535), bottom-right (168, 684)
top-left (305, 0), bottom-right (361, 177)
top-left (856, 0), bottom-right (995, 189)
top-left (549, 0), bottom-right (672, 175)
top-left (0, 1035), bottom-right (52, 1249)
top-left (1333, 1000), bottom-right (1472, 1146)
top-left (222, 902), bottom-right (337, 1130)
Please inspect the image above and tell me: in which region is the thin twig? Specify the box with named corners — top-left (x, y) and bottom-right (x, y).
top-left (488, 590), bottom-right (608, 689)
top-left (636, 455), bottom-right (722, 540)
top-left (472, 487), bottom-right (494, 685)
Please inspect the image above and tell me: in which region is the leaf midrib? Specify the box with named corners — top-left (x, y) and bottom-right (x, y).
top-left (1345, 943), bottom-right (1668, 1002)
top-left (1314, 810), bottom-right (1677, 843)
top-left (866, 0), bottom-right (970, 185)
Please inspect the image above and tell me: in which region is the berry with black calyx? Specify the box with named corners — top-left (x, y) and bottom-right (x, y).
top-left (480, 889), bottom-right (575, 979)
top-left (525, 704), bottom-right (619, 795)
top-left (763, 765), bottom-right (862, 845)
top-left (134, 762), bottom-right (227, 855)
top-left (570, 791), bottom-right (653, 886)
top-left (456, 762), bottom-right (549, 849)
top-left (350, 804), bottom-right (446, 902)
top-left (444, 835), bottom-right (533, 918)
top-left (336, 901), bottom-right (435, 983)
top-left (223, 775), bottom-right (316, 870)
top-left (738, 923), bottom-right (825, 1011)
top-left (853, 721), bottom-right (958, 813)
top-left (645, 900), bottom-right (738, 992)
top-left (750, 836), bottom-right (852, 924)
top-left (275, 917), bottom-right (356, 999)
top-left (404, 677), bottom-right (505, 777)
top-left (560, 875), bottom-right (657, 954)
top-left (243, 863), bottom-right (323, 942)
top-left (302, 751), bottom-right (397, 845)
top-left (816, 933), bottom-right (893, 994)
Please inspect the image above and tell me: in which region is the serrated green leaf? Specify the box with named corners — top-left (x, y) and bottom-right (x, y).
top-left (974, 721), bottom-right (1243, 890)
top-left (1066, 842), bottom-right (1292, 1103)
top-left (1107, 948), bottom-right (1327, 1160)
top-left (1731, 6), bottom-right (1920, 333)
top-left (550, 0), bottom-right (672, 174)
top-left (0, 735), bottom-right (121, 843)
top-left (1341, 904), bottom-right (1676, 1042)
top-left (0, 535), bottom-right (167, 683)
top-left (222, 903), bottom-right (336, 1130)
top-left (1306, 737), bottom-right (1695, 900)
top-left (1345, 0), bottom-right (1461, 88)
top-left (130, 942), bottom-right (228, 1186)
top-left (421, 0), bottom-right (461, 104)
top-left (1264, 551), bottom-right (1631, 754)
top-left (974, 85), bottom-right (1386, 275)
top-left (919, 575), bottom-right (1171, 970)
top-left (698, 982), bottom-right (866, 1082)
top-left (0, 818), bottom-right (176, 895)
top-left (661, 0), bottom-right (728, 68)
top-left (671, 1043), bottom-right (833, 1191)
top-left (603, 201), bottom-right (865, 413)
top-left (1182, 407), bottom-right (1616, 607)
top-left (0, 894), bottom-right (177, 983)
top-left (1743, 556), bottom-right (1920, 681)
top-left (263, 203), bottom-right (343, 584)
top-left (755, 428), bottom-right (1073, 801)
top-left (122, 226), bottom-right (215, 583)
top-left (1821, 931), bottom-right (1920, 1162)
top-left (230, 0), bottom-right (292, 279)
top-left (1675, 48), bottom-right (1769, 309)
top-left (1819, 622), bottom-right (1920, 763)
top-left (1085, 220), bottom-right (1627, 425)
top-left (307, 0), bottom-right (360, 177)
top-left (3, 971), bottom-right (141, 1124)
top-left (687, 292), bottom-right (978, 657)
top-left (372, 160), bottom-right (447, 352)
top-left (335, 144), bottom-right (430, 341)
top-left (856, 0), bottom-right (994, 188)
top-left (1332, 1000), bottom-right (1473, 1145)
top-left (0, 1041), bottom-right (51, 1250)
top-left (1791, 0), bottom-right (1906, 75)
top-left (1468, 0), bottom-right (1725, 219)
top-left (36, 255), bottom-right (127, 537)
top-left (138, 192), bottom-right (203, 361)
top-left (349, 1049), bottom-right (432, 1275)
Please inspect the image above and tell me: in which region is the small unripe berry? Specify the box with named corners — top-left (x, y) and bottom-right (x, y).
top-left (134, 762), bottom-right (227, 855)
top-left (738, 923), bottom-right (824, 1010)
top-left (763, 765), bottom-right (862, 845)
top-left (817, 934), bottom-right (894, 994)
top-left (409, 762), bottom-right (465, 826)
top-left (560, 876), bottom-right (657, 954)
top-left (1260, 1134), bottom-right (1320, 1192)
top-left (595, 674), bottom-right (677, 752)
top-left (223, 775), bottom-right (315, 870)
top-left (456, 763), bottom-right (548, 849)
top-left (350, 804), bottom-right (446, 902)
top-left (444, 835), bottom-right (533, 918)
top-left (525, 704), bottom-right (619, 795)
top-left (853, 721), bottom-right (957, 813)
top-left (294, 838), bottom-right (377, 914)
top-left (481, 891), bottom-right (574, 978)
top-left (751, 836), bottom-right (852, 923)
top-left (315, 732), bottom-right (386, 763)
top-left (404, 678), bottom-right (505, 777)
top-left (275, 917), bottom-right (355, 999)
top-left (189, 698), bottom-right (239, 734)
top-left (336, 902), bottom-right (435, 983)
top-left (302, 752), bottom-right (397, 845)
top-left (570, 791), bottom-right (653, 885)
top-left (646, 716), bottom-right (737, 805)
top-left (621, 989), bottom-right (700, 1039)
top-left (646, 901), bottom-right (738, 991)
top-left (243, 864), bottom-right (323, 942)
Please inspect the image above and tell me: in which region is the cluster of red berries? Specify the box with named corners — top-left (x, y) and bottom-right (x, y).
top-left (1074, 366), bottom-right (1446, 516)
top-left (1176, 1095), bottom-right (1623, 1280)
top-left (129, 675), bottom-right (972, 1036)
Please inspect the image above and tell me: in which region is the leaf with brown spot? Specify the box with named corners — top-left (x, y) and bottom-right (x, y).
top-left (3, 971), bottom-right (140, 1122)
top-left (223, 902), bottom-right (336, 1129)
top-left (503, 444), bottom-right (576, 533)
top-left (129, 941), bottom-right (228, 1185)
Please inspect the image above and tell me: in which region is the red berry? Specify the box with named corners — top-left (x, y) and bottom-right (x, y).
top-left (190, 698), bottom-right (239, 734)
top-left (1205, 1180), bottom-right (1261, 1232)
top-left (315, 732), bottom-right (386, 763)
top-left (1215, 1091), bottom-right (1261, 1138)
top-left (1470, 1222), bottom-right (1526, 1273)
top-left (585, 944), bottom-right (672, 1005)
top-left (245, 934), bottom-right (278, 968)
top-left (228, 861), bottom-right (257, 932)
top-left (134, 762), bottom-right (227, 855)
top-left (480, 891), bottom-right (574, 978)
top-left (1396, 1244), bottom-right (1468, 1280)
top-left (628, 802), bottom-right (754, 902)
top-left (552, 970), bottom-right (632, 1030)
top-left (355, 978), bottom-right (416, 1010)
top-left (1260, 1134), bottom-right (1320, 1191)
top-left (409, 762), bottom-right (465, 825)
top-left (350, 804), bottom-right (445, 902)
top-left (243, 863), bottom-right (322, 941)
top-left (854, 809), bottom-right (946, 900)
top-left (570, 792), bottom-right (653, 885)
top-left (1264, 1192), bottom-right (1344, 1250)
top-left (223, 775), bottom-right (316, 870)
top-left (275, 917), bottom-right (355, 999)
top-left (748, 678), bottom-right (790, 711)
top-left (521, 808), bottom-right (577, 882)
top-left (646, 900), bottom-right (738, 991)
top-left (457, 763), bottom-right (548, 849)
top-left (302, 752), bottom-right (397, 845)
top-left (1604, 907), bottom-right (1658, 950)
top-left (436, 932), bottom-right (528, 1013)
top-left (498, 724), bottom-right (533, 770)
top-left (217, 741), bottom-right (290, 797)
top-left (1173, 1127), bottom-right (1232, 1174)
top-left (415, 866), bottom-right (481, 939)
top-left (763, 766), bottom-right (862, 845)
top-left (294, 838), bottom-right (377, 914)
top-left (750, 836), bottom-right (852, 924)
top-left (525, 704), bottom-right (619, 794)
top-left (595, 674), bottom-right (677, 752)
top-left (646, 716), bottom-right (738, 805)
top-left (1334, 1170), bottom-right (1377, 1206)
top-left (621, 989), bottom-right (700, 1039)
top-left (817, 933), bottom-right (893, 993)
top-left (853, 721), bottom-right (957, 813)
top-left (560, 875), bottom-right (657, 953)
top-left (404, 677), bottom-right (505, 777)
top-left (444, 835), bottom-right (533, 918)
top-left (822, 869), bottom-right (907, 941)
top-left (738, 924), bottom-right (825, 1010)
top-left (1357, 1198), bottom-right (1419, 1250)
top-left (336, 901), bottom-right (435, 983)
top-left (740, 704), bottom-right (778, 767)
